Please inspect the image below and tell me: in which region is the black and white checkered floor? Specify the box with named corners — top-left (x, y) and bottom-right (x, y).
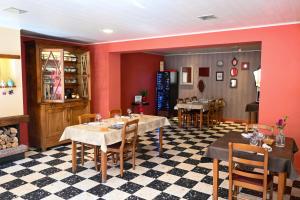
top-left (0, 119), bottom-right (299, 200)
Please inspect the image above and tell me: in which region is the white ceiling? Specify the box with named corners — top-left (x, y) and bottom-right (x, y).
top-left (0, 0), bottom-right (299, 43)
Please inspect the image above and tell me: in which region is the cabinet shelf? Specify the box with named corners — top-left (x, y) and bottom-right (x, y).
top-left (64, 72), bottom-right (78, 75)
top-left (64, 60), bottom-right (77, 64)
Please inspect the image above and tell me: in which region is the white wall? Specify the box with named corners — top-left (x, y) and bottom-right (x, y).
top-left (0, 26), bottom-right (23, 117)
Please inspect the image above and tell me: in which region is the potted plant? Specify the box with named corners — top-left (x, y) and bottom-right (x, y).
top-left (139, 89), bottom-right (148, 102)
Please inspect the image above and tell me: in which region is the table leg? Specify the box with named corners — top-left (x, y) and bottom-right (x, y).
top-left (159, 127), bottom-right (163, 155)
top-left (199, 110), bottom-right (203, 130)
top-left (277, 172), bottom-right (287, 200)
top-left (101, 150), bottom-right (107, 182)
top-left (178, 109), bottom-right (182, 128)
top-left (72, 141), bottom-right (77, 173)
top-left (248, 112), bottom-right (252, 124)
top-left (213, 159), bottom-right (219, 200)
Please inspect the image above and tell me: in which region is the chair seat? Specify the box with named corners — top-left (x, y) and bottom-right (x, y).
top-left (233, 173), bottom-right (272, 186)
top-left (107, 142), bottom-right (122, 149)
top-left (107, 141), bottom-right (132, 152)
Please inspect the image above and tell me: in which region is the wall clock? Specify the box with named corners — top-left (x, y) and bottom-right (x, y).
top-left (232, 57), bottom-right (238, 66)
top-left (230, 67), bottom-right (238, 77)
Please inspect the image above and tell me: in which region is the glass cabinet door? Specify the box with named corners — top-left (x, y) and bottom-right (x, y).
top-left (41, 49), bottom-right (64, 102)
top-left (78, 52), bottom-right (90, 99)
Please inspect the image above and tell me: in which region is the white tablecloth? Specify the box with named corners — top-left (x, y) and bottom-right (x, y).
top-left (59, 115), bottom-right (170, 152)
top-left (174, 102), bottom-right (208, 110)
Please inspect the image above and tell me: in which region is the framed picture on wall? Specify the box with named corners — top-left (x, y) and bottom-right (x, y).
top-left (216, 71), bottom-right (224, 81)
top-left (230, 78), bottom-right (237, 88)
top-left (198, 67), bottom-right (210, 77)
top-left (135, 95), bottom-right (142, 103)
top-left (241, 62), bottom-right (250, 70)
top-left (180, 66), bottom-right (193, 85)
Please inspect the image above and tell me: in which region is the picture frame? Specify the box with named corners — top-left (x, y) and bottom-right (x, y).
top-left (241, 62), bottom-right (250, 70)
top-left (180, 66), bottom-right (193, 85)
top-left (198, 67), bottom-right (210, 77)
top-left (216, 71), bottom-right (224, 81)
top-left (135, 95), bottom-right (142, 103)
top-left (230, 78), bottom-right (237, 88)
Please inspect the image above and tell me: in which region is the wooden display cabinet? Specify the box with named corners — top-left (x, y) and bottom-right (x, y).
top-left (25, 41), bottom-right (90, 150)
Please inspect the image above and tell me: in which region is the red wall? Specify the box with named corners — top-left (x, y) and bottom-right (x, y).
top-left (89, 24), bottom-right (300, 169)
top-left (121, 53), bottom-right (163, 115)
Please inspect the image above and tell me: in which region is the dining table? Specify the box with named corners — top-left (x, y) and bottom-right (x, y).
top-left (59, 114), bottom-right (170, 182)
top-left (174, 101), bottom-right (209, 129)
top-left (205, 131), bottom-right (299, 200)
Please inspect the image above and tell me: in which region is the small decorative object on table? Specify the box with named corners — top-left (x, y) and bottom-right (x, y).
top-left (127, 108), bottom-right (132, 118)
top-left (134, 95), bottom-right (142, 103)
top-left (95, 114), bottom-right (101, 122)
top-left (7, 79), bottom-right (15, 87)
top-left (275, 116), bottom-right (287, 147)
top-left (138, 104), bottom-right (144, 115)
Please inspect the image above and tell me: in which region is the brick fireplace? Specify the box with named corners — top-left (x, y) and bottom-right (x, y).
top-left (0, 115), bottom-right (29, 164)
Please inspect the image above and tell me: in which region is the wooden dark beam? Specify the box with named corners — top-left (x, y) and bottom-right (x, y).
top-left (0, 115), bottom-right (29, 127)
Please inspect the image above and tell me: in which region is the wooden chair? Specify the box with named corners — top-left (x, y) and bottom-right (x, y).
top-left (199, 100), bottom-right (216, 128)
top-left (228, 142), bottom-right (273, 200)
top-left (177, 98), bottom-right (184, 103)
top-left (184, 97), bottom-right (191, 103)
top-left (109, 109), bottom-right (122, 118)
top-left (106, 119), bottom-right (139, 177)
top-left (183, 98), bottom-right (194, 126)
top-left (216, 98), bottom-right (225, 124)
top-left (245, 124), bottom-right (274, 133)
top-left (177, 98), bottom-right (189, 126)
top-left (191, 96), bottom-right (198, 101)
top-left (78, 114), bottom-right (99, 170)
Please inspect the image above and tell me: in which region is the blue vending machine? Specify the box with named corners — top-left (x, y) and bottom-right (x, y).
top-left (156, 70), bottom-right (178, 117)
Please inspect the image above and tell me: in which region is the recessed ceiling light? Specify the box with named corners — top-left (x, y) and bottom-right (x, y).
top-left (102, 29), bottom-right (114, 34)
top-left (198, 15), bottom-right (217, 21)
top-left (131, 0), bottom-right (146, 9)
top-left (3, 7), bottom-right (27, 14)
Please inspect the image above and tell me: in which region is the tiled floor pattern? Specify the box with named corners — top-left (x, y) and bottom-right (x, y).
top-left (0, 119), bottom-right (299, 200)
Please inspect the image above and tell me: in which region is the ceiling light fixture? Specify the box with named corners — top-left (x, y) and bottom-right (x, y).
top-left (198, 14), bottom-right (217, 21)
top-left (3, 7), bottom-right (27, 14)
top-left (102, 28), bottom-right (114, 34)
top-left (131, 0), bottom-right (146, 9)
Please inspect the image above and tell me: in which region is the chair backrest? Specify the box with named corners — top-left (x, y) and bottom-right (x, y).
top-left (246, 124), bottom-right (274, 133)
top-left (208, 100), bottom-right (216, 113)
top-left (216, 98), bottom-right (225, 109)
top-left (191, 96), bottom-right (198, 101)
top-left (228, 142), bottom-right (269, 192)
top-left (78, 114), bottom-right (97, 124)
top-left (177, 98), bottom-right (184, 103)
top-left (184, 97), bottom-right (191, 103)
top-left (121, 119), bottom-right (139, 149)
top-left (110, 109), bottom-right (122, 118)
